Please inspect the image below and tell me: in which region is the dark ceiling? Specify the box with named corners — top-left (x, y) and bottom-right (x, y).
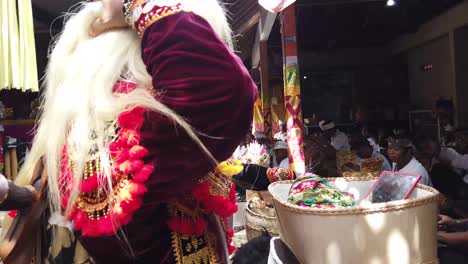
top-left (31, 0), bottom-right (260, 60)
top-left (296, 0), bottom-right (464, 51)
top-left (31, 0), bottom-right (465, 61)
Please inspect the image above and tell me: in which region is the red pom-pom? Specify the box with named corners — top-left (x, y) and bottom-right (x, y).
top-left (130, 182), bottom-right (148, 195)
top-left (128, 145), bottom-right (149, 160)
top-left (119, 160), bottom-right (144, 174)
top-left (192, 182), bottom-right (211, 202)
top-left (8, 210), bottom-right (18, 218)
top-left (117, 129), bottom-right (141, 147)
top-left (228, 244), bottom-right (237, 255)
top-left (120, 197), bottom-right (143, 213)
top-left (118, 107), bottom-right (146, 130)
top-left (113, 149), bottom-right (130, 164)
top-left (80, 175), bottom-right (99, 193)
top-left (108, 141), bottom-right (120, 153)
top-left (133, 164), bottom-right (154, 182)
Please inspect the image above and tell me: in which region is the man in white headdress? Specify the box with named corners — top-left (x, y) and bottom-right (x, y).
top-left (273, 141), bottom-right (289, 169)
top-left (319, 120), bottom-right (350, 151)
top-left (388, 137), bottom-right (432, 186)
top-left (273, 120), bottom-right (287, 142)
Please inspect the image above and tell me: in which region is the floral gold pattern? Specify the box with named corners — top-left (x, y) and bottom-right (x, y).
top-left (360, 157), bottom-right (383, 174)
top-left (126, 0), bottom-right (184, 36)
top-left (336, 151), bottom-right (357, 174)
top-left (171, 231), bottom-right (218, 264)
top-left (266, 167), bottom-right (295, 183)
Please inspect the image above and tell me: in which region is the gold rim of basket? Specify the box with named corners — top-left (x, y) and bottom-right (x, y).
top-left (268, 177), bottom-right (441, 216)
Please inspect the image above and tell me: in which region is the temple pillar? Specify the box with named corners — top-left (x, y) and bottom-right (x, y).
top-left (280, 4), bottom-right (305, 172)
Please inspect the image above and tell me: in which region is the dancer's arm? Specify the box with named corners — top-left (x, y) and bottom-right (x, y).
top-left (233, 165), bottom-right (296, 191)
top-left (0, 174), bottom-right (37, 210)
top-left (91, 0), bottom-right (257, 200)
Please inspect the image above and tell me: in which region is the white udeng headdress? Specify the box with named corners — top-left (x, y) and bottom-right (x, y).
top-left (318, 120), bottom-right (335, 131)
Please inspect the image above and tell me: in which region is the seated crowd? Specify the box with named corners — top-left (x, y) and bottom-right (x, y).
top-left (234, 118), bottom-right (468, 264)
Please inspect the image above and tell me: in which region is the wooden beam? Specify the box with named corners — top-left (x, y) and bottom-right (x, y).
top-left (237, 12), bottom-right (260, 35)
top-left (251, 10), bottom-right (277, 69)
top-left (260, 42), bottom-right (270, 97)
top-left (259, 41), bottom-right (271, 137)
top-left (259, 10), bottom-right (277, 42)
top-left (251, 29), bottom-right (261, 69)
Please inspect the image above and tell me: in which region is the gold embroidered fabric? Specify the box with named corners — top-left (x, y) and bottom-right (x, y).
top-left (336, 151), bottom-right (357, 174)
top-left (360, 157), bottom-right (383, 174)
top-left (171, 232), bottom-right (219, 264)
top-left (206, 171), bottom-right (231, 198)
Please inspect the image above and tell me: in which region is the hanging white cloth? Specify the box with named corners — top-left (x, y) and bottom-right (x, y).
top-left (259, 0), bottom-right (296, 13)
top-left (0, 0), bottom-right (38, 91)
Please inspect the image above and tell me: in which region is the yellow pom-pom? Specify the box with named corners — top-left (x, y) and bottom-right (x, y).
top-left (216, 160), bottom-right (243, 177)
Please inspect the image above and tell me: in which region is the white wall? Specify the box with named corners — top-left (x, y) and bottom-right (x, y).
top-left (391, 1), bottom-right (468, 54)
top-left (406, 35), bottom-right (454, 109)
top-left (390, 0), bottom-right (468, 125)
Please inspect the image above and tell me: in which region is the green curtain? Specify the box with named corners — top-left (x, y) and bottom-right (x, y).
top-left (0, 0), bottom-right (38, 92)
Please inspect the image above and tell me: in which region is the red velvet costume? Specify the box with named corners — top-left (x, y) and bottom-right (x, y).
top-left (59, 4), bottom-right (256, 264)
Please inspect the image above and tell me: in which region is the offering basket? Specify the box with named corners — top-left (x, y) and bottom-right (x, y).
top-left (268, 177), bottom-right (440, 264)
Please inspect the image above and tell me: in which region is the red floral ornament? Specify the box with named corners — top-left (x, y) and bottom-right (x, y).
top-left (60, 104), bottom-right (154, 237)
top-left (168, 169), bottom-right (239, 252)
top-left (60, 81), bottom-right (239, 254)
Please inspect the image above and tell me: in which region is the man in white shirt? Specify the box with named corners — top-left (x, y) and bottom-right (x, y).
top-left (387, 137), bottom-right (432, 186)
top-left (416, 135), bottom-right (462, 170)
top-left (416, 135), bottom-right (468, 197)
top-left (319, 120), bottom-right (350, 151)
top-left (436, 147), bottom-right (468, 192)
top-left (352, 137), bottom-right (392, 171)
top-left (273, 120), bottom-right (287, 142)
top-left (273, 141), bottom-right (289, 169)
